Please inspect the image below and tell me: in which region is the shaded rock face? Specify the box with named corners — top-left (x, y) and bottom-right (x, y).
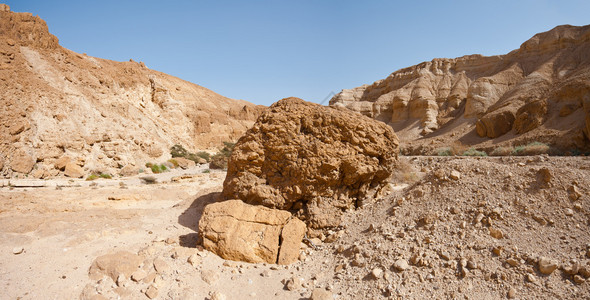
top-left (330, 24), bottom-right (590, 150)
top-left (222, 97), bottom-right (399, 229)
top-left (198, 200), bottom-right (305, 264)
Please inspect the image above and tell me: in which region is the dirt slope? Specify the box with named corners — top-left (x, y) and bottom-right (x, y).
top-left (0, 5), bottom-right (264, 178)
top-left (330, 25), bottom-right (590, 154)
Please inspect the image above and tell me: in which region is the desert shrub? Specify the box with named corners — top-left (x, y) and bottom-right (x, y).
top-left (170, 144), bottom-right (211, 163)
top-left (170, 144), bottom-right (189, 158)
top-left (462, 148), bottom-right (487, 157)
top-left (86, 174), bottom-right (99, 181)
top-left (202, 169), bottom-right (211, 173)
top-left (99, 173), bottom-right (112, 179)
top-left (392, 158), bottom-right (420, 184)
top-left (210, 141), bottom-right (235, 170)
top-left (147, 163), bottom-right (169, 173)
top-left (512, 142), bottom-right (550, 156)
top-left (167, 159), bottom-right (179, 168)
top-left (437, 147), bottom-right (452, 156)
top-left (490, 146), bottom-right (514, 156)
top-left (196, 151), bottom-right (211, 162)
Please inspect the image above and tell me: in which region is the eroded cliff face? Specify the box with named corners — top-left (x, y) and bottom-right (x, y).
top-left (330, 25), bottom-right (590, 152)
top-left (0, 5), bottom-right (264, 177)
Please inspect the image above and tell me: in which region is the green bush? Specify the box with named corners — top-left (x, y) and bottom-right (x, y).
top-left (170, 144), bottom-right (189, 158)
top-left (86, 174), bottom-right (99, 181)
top-left (512, 142), bottom-right (550, 156)
top-left (99, 173), bottom-right (112, 179)
top-left (170, 144), bottom-right (211, 163)
top-left (210, 141), bottom-right (236, 170)
top-left (462, 148), bottom-right (487, 156)
top-left (196, 151), bottom-right (211, 162)
top-left (437, 147), bottom-right (452, 156)
top-left (202, 169), bottom-right (211, 173)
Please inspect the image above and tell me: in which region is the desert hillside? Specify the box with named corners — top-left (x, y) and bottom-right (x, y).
top-left (0, 4), bottom-right (264, 178)
top-left (330, 24), bottom-right (590, 155)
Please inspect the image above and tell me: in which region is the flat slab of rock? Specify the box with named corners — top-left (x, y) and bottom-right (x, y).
top-left (88, 251), bottom-right (142, 281)
top-left (199, 199), bottom-right (305, 264)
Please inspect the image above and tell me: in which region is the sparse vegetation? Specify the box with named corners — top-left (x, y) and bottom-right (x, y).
top-left (490, 146), bottom-right (514, 156)
top-left (210, 141), bottom-right (235, 170)
top-left (170, 144), bottom-right (211, 163)
top-left (145, 162), bottom-right (168, 174)
top-left (462, 148), bottom-right (487, 157)
top-left (196, 151), bottom-right (211, 162)
top-left (167, 158), bottom-right (179, 168)
top-left (86, 173), bottom-right (112, 181)
top-left (202, 169), bottom-right (211, 173)
top-left (512, 142), bottom-right (551, 156)
top-left (86, 174), bottom-right (99, 181)
top-left (437, 147), bottom-right (452, 156)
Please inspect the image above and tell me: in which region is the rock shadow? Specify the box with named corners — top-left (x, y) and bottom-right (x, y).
top-left (177, 191), bottom-right (222, 248)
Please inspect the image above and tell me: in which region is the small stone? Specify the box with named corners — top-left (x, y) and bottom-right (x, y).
top-left (568, 185), bottom-right (581, 201)
top-left (116, 274), bottom-right (126, 287)
top-left (145, 284), bottom-right (158, 299)
top-left (165, 237), bottom-right (176, 244)
top-left (153, 276), bottom-right (167, 289)
top-left (526, 273), bottom-right (537, 283)
top-left (492, 246), bottom-right (503, 256)
top-left (393, 259), bottom-right (409, 272)
top-left (310, 288), bottom-right (332, 300)
top-left (564, 208), bottom-right (574, 216)
top-left (131, 269), bottom-right (147, 282)
top-left (371, 268), bottom-right (383, 279)
top-left (210, 291), bottom-right (227, 300)
top-left (508, 287), bottom-right (516, 299)
top-left (261, 270), bottom-right (271, 277)
top-left (449, 170), bottom-right (461, 180)
top-left (506, 258), bottom-right (519, 267)
top-left (439, 251), bottom-right (451, 261)
top-left (153, 258), bottom-right (170, 274)
top-left (467, 260), bottom-right (477, 269)
top-left (187, 254), bottom-right (199, 266)
top-left (12, 247), bottom-right (24, 255)
top-left (285, 276), bottom-right (302, 291)
top-left (201, 269), bottom-right (219, 284)
top-left (538, 257), bottom-right (558, 275)
top-left (299, 251), bottom-right (307, 261)
top-left (489, 227), bottom-right (503, 239)
top-left (573, 275), bottom-right (586, 284)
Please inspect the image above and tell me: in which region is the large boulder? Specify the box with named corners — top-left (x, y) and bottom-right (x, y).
top-left (10, 148), bottom-right (35, 174)
top-left (198, 200), bottom-right (306, 264)
top-left (514, 100), bottom-right (547, 134)
top-left (119, 164), bottom-right (139, 177)
top-left (64, 162), bottom-right (84, 178)
top-left (222, 97), bottom-right (399, 229)
top-left (174, 157), bottom-right (196, 169)
top-left (475, 110), bottom-right (516, 138)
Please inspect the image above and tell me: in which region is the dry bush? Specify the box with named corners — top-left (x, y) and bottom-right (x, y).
top-left (512, 142), bottom-right (550, 156)
top-left (392, 157), bottom-right (420, 184)
top-left (490, 146), bottom-right (513, 156)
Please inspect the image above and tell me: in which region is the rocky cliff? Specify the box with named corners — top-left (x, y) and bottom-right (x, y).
top-left (0, 5), bottom-right (264, 177)
top-left (330, 25), bottom-right (590, 154)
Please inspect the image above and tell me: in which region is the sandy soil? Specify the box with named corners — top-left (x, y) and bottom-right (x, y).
top-left (1, 157), bottom-right (589, 300)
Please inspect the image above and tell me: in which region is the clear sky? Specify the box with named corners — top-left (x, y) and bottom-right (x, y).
top-left (5, 0), bottom-right (590, 106)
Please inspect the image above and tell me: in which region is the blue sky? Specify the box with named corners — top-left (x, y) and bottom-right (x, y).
top-left (5, 0), bottom-right (590, 106)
